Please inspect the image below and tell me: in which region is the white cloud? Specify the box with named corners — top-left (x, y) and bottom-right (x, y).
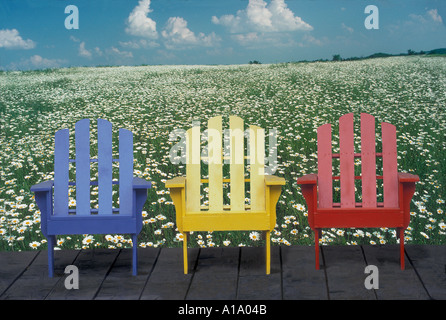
top-left (126, 0), bottom-right (158, 39)
top-left (5, 55), bottom-right (65, 70)
top-left (119, 39), bottom-right (159, 49)
top-left (162, 17), bottom-right (220, 49)
top-left (246, 0), bottom-right (273, 30)
top-left (106, 47), bottom-right (133, 59)
top-left (232, 32), bottom-right (260, 45)
top-left (29, 55), bottom-right (63, 68)
top-left (75, 40), bottom-right (103, 59)
top-left (410, 8), bottom-right (443, 25)
top-left (232, 31), bottom-right (302, 49)
top-left (0, 29), bottom-right (35, 49)
top-left (212, 0), bottom-right (313, 33)
top-left (70, 35), bottom-right (80, 43)
top-left (300, 34), bottom-right (324, 47)
top-left (78, 42), bottom-right (92, 58)
top-left (341, 23), bottom-right (354, 33)
top-left (427, 9), bottom-right (443, 24)
top-left (94, 47), bottom-right (103, 56)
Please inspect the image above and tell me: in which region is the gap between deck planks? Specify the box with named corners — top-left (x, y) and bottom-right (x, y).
top-left (0, 245), bottom-right (444, 300)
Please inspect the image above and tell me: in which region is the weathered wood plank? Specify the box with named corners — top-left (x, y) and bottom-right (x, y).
top-left (323, 245), bottom-right (376, 299)
top-left (237, 246), bottom-right (281, 300)
top-left (0, 245), bottom-right (442, 300)
top-left (95, 248), bottom-right (160, 300)
top-left (186, 247), bottom-right (239, 300)
top-left (281, 245), bottom-right (327, 300)
top-left (1, 249), bottom-right (79, 300)
top-left (362, 244), bottom-right (430, 300)
top-left (45, 248), bottom-right (119, 300)
top-left (140, 247), bottom-right (198, 300)
top-left (405, 245), bottom-right (446, 300)
top-left (0, 251), bottom-right (39, 296)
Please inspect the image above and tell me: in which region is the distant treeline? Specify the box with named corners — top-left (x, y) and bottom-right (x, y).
top-left (298, 48), bottom-right (446, 63)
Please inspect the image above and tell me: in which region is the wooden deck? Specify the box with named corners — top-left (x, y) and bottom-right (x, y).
top-left (0, 245), bottom-right (444, 300)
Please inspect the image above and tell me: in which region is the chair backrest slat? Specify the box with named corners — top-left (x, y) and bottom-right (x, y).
top-left (382, 122), bottom-right (398, 207)
top-left (119, 128), bottom-right (134, 215)
top-left (317, 123), bottom-right (333, 208)
top-left (53, 119), bottom-right (136, 216)
top-left (249, 125), bottom-right (265, 211)
top-left (98, 119), bottom-right (113, 215)
top-left (208, 116), bottom-right (223, 212)
top-left (360, 113), bottom-right (377, 207)
top-left (186, 125), bottom-right (201, 212)
top-left (75, 119), bottom-right (91, 215)
top-left (317, 113), bottom-right (400, 209)
top-left (229, 116), bottom-right (245, 211)
top-left (339, 113), bottom-right (355, 208)
top-left (185, 116), bottom-right (267, 212)
top-left (54, 129), bottom-right (70, 216)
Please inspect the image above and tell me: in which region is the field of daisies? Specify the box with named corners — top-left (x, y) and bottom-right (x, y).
top-left (0, 56), bottom-right (445, 252)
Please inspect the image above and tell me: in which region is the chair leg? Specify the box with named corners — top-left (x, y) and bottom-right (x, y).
top-left (132, 234), bottom-right (138, 276)
top-left (399, 228), bottom-right (405, 270)
top-left (183, 232), bottom-right (188, 274)
top-left (47, 235), bottom-right (55, 278)
top-left (265, 231), bottom-right (271, 275)
top-left (315, 229), bottom-right (320, 270)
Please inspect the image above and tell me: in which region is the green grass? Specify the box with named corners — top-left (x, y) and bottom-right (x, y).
top-left (0, 56), bottom-right (445, 252)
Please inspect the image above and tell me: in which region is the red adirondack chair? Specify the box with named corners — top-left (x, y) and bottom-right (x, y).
top-left (297, 113), bottom-right (419, 270)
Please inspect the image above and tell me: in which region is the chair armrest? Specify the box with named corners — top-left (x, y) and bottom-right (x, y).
top-left (398, 172), bottom-right (419, 183)
top-left (133, 177), bottom-right (151, 189)
top-left (297, 174), bottom-right (317, 185)
top-left (165, 176), bottom-right (186, 189)
top-left (30, 180), bottom-right (54, 193)
top-left (265, 175), bottom-right (286, 186)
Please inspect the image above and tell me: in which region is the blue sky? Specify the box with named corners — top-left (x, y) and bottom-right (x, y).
top-left (1, 0), bottom-right (445, 70)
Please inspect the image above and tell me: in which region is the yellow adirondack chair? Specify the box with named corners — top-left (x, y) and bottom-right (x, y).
top-left (166, 115), bottom-right (285, 274)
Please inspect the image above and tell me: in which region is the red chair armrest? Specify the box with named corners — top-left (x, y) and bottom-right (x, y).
top-left (297, 174), bottom-right (317, 185)
top-left (398, 172), bottom-right (419, 183)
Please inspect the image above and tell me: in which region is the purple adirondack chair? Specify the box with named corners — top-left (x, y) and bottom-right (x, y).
top-left (31, 119), bottom-right (151, 277)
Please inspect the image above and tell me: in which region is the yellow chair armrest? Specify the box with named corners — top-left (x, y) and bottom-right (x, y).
top-left (265, 175), bottom-right (286, 186)
top-left (165, 176), bottom-right (186, 189)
